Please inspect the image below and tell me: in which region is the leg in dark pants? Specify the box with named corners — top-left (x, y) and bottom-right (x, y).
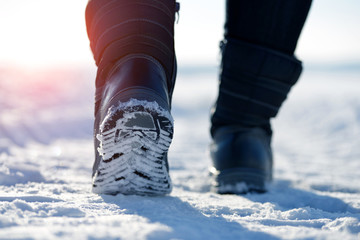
top-left (86, 0), bottom-right (179, 196)
top-left (210, 0), bottom-right (312, 194)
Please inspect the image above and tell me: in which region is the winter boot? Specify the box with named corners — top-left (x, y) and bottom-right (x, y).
top-left (86, 0), bottom-right (179, 195)
top-left (210, 39), bottom-right (303, 194)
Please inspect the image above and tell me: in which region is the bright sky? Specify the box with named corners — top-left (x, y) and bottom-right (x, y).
top-left (0, 0), bottom-right (359, 69)
top-left (0, 0), bottom-right (91, 69)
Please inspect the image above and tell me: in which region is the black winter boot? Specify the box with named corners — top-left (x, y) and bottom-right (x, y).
top-left (86, 0), bottom-right (179, 195)
top-left (210, 39), bottom-right (303, 194)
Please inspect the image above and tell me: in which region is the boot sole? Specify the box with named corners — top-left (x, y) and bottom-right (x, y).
top-left (93, 99), bottom-right (173, 196)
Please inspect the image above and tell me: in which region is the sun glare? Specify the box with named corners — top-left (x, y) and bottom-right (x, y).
top-left (0, 0), bottom-right (92, 69)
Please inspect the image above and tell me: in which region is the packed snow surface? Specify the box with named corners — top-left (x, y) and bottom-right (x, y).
top-left (0, 66), bottom-right (359, 239)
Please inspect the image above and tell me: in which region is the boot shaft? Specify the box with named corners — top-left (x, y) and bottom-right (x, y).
top-left (211, 38), bottom-right (303, 136)
top-left (85, 0), bottom-right (179, 90)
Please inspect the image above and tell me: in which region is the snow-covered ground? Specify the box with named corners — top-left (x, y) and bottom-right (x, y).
top-left (0, 66), bottom-right (359, 239)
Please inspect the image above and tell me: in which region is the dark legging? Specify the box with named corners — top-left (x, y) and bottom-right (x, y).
top-left (225, 0), bottom-right (312, 55)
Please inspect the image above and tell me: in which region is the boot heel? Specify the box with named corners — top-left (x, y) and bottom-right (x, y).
top-left (210, 167), bottom-right (270, 194)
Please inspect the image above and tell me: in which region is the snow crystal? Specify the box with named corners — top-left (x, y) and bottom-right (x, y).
top-left (100, 98), bottom-right (173, 132)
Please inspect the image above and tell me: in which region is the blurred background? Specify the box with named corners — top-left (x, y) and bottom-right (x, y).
top-left (0, 0), bottom-right (359, 69)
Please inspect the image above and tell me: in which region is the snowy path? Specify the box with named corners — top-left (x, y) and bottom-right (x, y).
top-left (0, 67), bottom-right (359, 239)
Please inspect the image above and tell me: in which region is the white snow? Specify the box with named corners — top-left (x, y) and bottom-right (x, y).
top-left (0, 66), bottom-right (359, 239)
